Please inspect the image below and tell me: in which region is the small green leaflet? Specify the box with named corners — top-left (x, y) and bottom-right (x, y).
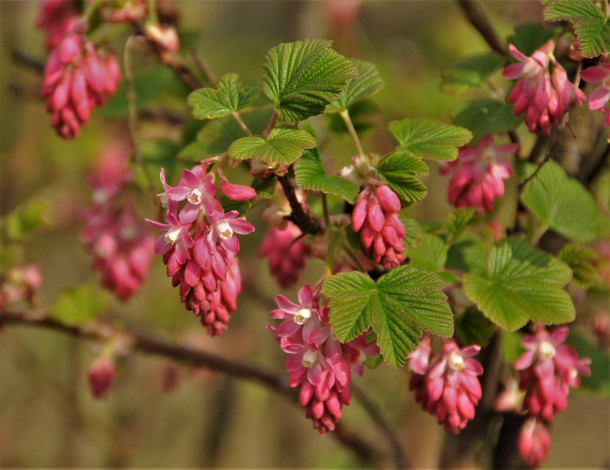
top-left (188, 73), bottom-right (259, 120)
top-left (389, 118), bottom-right (472, 161)
top-left (544, 0), bottom-right (610, 58)
top-left (322, 266), bottom-right (453, 367)
top-left (521, 161), bottom-right (599, 243)
top-left (293, 149), bottom-right (359, 203)
top-left (454, 307), bottom-right (495, 348)
top-left (441, 52), bottom-right (505, 94)
top-left (446, 233), bottom-right (489, 275)
top-left (376, 151), bottom-right (429, 203)
top-left (2, 199), bottom-right (47, 242)
top-left (506, 23), bottom-right (556, 57)
top-left (409, 233), bottom-right (447, 273)
top-left (446, 207), bottom-right (478, 245)
top-left (262, 39), bottom-right (358, 122)
top-left (325, 59), bottom-right (384, 113)
top-left (463, 237), bottom-right (574, 332)
top-left (51, 285), bottom-right (106, 327)
top-left (559, 244), bottom-right (599, 287)
top-left (453, 99), bottom-right (522, 141)
top-left (398, 215), bottom-right (421, 251)
top-left (228, 128), bottom-right (317, 164)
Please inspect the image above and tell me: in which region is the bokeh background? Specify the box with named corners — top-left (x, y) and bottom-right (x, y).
top-left (1, 0), bottom-right (608, 467)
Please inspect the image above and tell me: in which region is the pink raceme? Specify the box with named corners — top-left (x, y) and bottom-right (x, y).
top-left (35, 0), bottom-right (79, 51)
top-left (259, 222), bottom-right (310, 289)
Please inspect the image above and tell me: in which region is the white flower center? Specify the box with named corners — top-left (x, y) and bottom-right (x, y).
top-left (302, 349), bottom-right (318, 368)
top-left (188, 188), bottom-right (203, 205)
top-left (481, 146), bottom-right (497, 166)
top-left (537, 340), bottom-right (556, 360)
top-left (215, 221), bottom-right (233, 240)
top-left (523, 59), bottom-right (540, 78)
top-left (447, 351), bottom-right (465, 371)
top-left (294, 307), bottom-right (312, 325)
top-left (603, 76), bottom-right (610, 90)
top-left (165, 226), bottom-right (182, 245)
top-left (158, 192), bottom-right (169, 209)
top-left (93, 190), bottom-right (108, 205)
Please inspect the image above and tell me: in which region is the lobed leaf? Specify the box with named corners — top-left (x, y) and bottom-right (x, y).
top-left (188, 73), bottom-right (259, 120)
top-left (453, 99), bottom-right (522, 141)
top-left (441, 52), bottom-right (505, 94)
top-left (326, 59), bottom-right (384, 112)
top-left (51, 285), bottom-right (106, 327)
top-left (377, 151), bottom-right (429, 203)
top-left (446, 207), bottom-right (478, 245)
top-left (228, 128), bottom-right (317, 164)
top-left (559, 244), bottom-right (599, 287)
top-left (409, 233), bottom-right (447, 273)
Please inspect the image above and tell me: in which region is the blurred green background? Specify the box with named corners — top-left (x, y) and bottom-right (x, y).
top-left (1, 1), bottom-right (608, 467)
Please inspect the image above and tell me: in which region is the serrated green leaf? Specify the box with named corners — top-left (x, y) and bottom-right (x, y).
top-left (455, 307), bottom-right (495, 347)
top-left (188, 73), bottom-right (259, 120)
top-left (441, 52), bottom-right (505, 94)
top-left (446, 208), bottom-right (478, 245)
top-left (522, 161), bottom-right (599, 243)
top-left (544, 0), bottom-right (609, 58)
top-left (376, 151), bottom-right (429, 203)
top-left (228, 128), bottom-right (317, 164)
top-left (389, 118), bottom-right (472, 161)
top-left (446, 233), bottom-right (490, 275)
top-left (3, 200), bottom-right (47, 242)
top-left (262, 39), bottom-right (358, 122)
top-left (398, 215), bottom-right (422, 251)
top-left (323, 266), bottom-right (453, 367)
top-left (326, 59), bottom-right (384, 112)
top-left (293, 149), bottom-right (359, 203)
top-left (559, 244), bottom-right (599, 287)
top-left (51, 285), bottom-right (106, 327)
top-left (453, 99), bottom-right (522, 141)
top-left (409, 233), bottom-right (447, 272)
top-left (565, 333), bottom-right (609, 395)
top-left (463, 237), bottom-right (574, 331)
top-left (506, 23), bottom-right (556, 57)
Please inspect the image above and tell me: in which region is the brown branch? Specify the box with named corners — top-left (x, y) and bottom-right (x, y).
top-left (278, 175), bottom-right (323, 235)
top-left (11, 50), bottom-right (45, 74)
top-left (456, 0), bottom-right (507, 59)
top-left (0, 308), bottom-right (384, 466)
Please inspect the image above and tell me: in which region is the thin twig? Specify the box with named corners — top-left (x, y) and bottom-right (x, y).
top-left (191, 49), bottom-right (218, 87)
top-left (11, 50), bottom-right (45, 74)
top-left (456, 0), bottom-right (507, 59)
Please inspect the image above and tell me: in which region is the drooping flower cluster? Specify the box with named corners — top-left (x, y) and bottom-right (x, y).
top-left (352, 183), bottom-right (405, 269)
top-left (259, 222), bottom-right (310, 289)
top-left (147, 164), bottom-right (254, 336)
top-left (441, 134), bottom-right (517, 214)
top-left (513, 325), bottom-right (591, 467)
top-left (503, 41), bottom-right (585, 135)
top-left (407, 336), bottom-right (483, 434)
top-left (42, 32), bottom-right (120, 139)
top-left (581, 60), bottom-right (610, 129)
top-left (80, 141), bottom-right (154, 301)
top-left (269, 284), bottom-right (379, 434)
top-left (35, 0), bottom-right (79, 51)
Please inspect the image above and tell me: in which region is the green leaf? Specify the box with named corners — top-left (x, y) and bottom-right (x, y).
top-left (326, 59), bottom-right (384, 112)
top-left (294, 149), bottom-right (359, 203)
top-left (559, 244), bottom-right (599, 287)
top-left (2, 200), bottom-right (47, 242)
top-left (188, 73), bottom-right (259, 120)
top-left (51, 285), bottom-right (106, 327)
top-left (322, 266), bottom-right (453, 367)
top-left (544, 0), bottom-right (609, 58)
top-left (455, 307), bottom-right (495, 347)
top-left (441, 52), bottom-right (505, 94)
top-left (228, 128), bottom-right (317, 164)
top-left (521, 161), bottom-right (599, 243)
top-left (565, 334), bottom-right (609, 395)
top-left (377, 151), bottom-right (429, 203)
top-left (501, 331), bottom-right (525, 365)
top-left (262, 39), bottom-right (358, 121)
top-left (399, 216), bottom-right (422, 251)
top-left (463, 237), bottom-right (574, 331)
top-left (446, 208), bottom-right (479, 245)
top-left (506, 23), bottom-right (556, 57)
top-left (446, 233), bottom-right (490, 275)
top-left (251, 176), bottom-right (277, 199)
top-left (389, 118), bottom-right (472, 161)
top-left (409, 233), bottom-right (447, 272)
top-left (453, 99), bottom-right (522, 141)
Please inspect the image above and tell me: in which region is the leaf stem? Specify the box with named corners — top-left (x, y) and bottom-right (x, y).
top-left (341, 242), bottom-right (367, 273)
top-left (233, 112), bottom-right (254, 137)
top-left (340, 110), bottom-right (366, 162)
top-left (191, 49), bottom-right (218, 87)
top-left (263, 111), bottom-right (279, 140)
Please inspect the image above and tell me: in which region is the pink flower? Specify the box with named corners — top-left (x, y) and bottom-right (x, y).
top-left (259, 222), bottom-right (310, 289)
top-left (219, 176), bottom-right (256, 201)
top-left (160, 166), bottom-right (218, 223)
top-left (407, 337), bottom-right (483, 434)
top-left (42, 32), bottom-right (120, 139)
top-left (88, 356), bottom-right (116, 400)
top-left (35, 0), bottom-right (79, 51)
top-left (352, 183), bottom-right (405, 269)
top-left (518, 418), bottom-right (552, 467)
top-left (514, 325), bottom-right (591, 422)
top-left (0, 263), bottom-right (44, 308)
top-left (581, 62), bottom-right (610, 110)
top-left (444, 134), bottom-right (516, 213)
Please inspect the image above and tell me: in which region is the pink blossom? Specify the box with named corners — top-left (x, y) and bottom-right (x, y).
top-left (581, 62), bottom-right (610, 110)
top-left (144, 23), bottom-right (180, 53)
top-left (219, 176), bottom-right (256, 201)
top-left (35, 0), bottom-right (79, 51)
top-left (352, 183), bottom-right (405, 269)
top-left (42, 32), bottom-right (120, 139)
top-left (444, 134), bottom-right (516, 213)
top-left (407, 337), bottom-right (483, 434)
top-left (160, 166), bottom-right (218, 223)
top-left (518, 418), bottom-right (552, 467)
top-left (88, 356), bottom-right (116, 400)
top-left (0, 263), bottom-right (44, 308)
top-left (514, 325), bottom-right (591, 422)
top-left (259, 222), bottom-right (310, 289)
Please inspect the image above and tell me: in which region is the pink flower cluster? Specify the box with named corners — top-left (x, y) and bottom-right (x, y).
top-left (581, 61), bottom-right (610, 128)
top-left (514, 325), bottom-right (591, 466)
top-left (42, 32), bottom-right (120, 140)
top-left (407, 336), bottom-right (483, 434)
top-left (81, 141), bottom-right (154, 301)
top-left (147, 164), bottom-right (254, 336)
top-left (35, 0), bottom-right (79, 51)
top-left (352, 183), bottom-right (405, 269)
top-left (269, 284), bottom-right (378, 434)
top-left (503, 41), bottom-right (585, 135)
top-left (259, 221), bottom-right (310, 289)
top-left (441, 134), bottom-right (516, 214)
